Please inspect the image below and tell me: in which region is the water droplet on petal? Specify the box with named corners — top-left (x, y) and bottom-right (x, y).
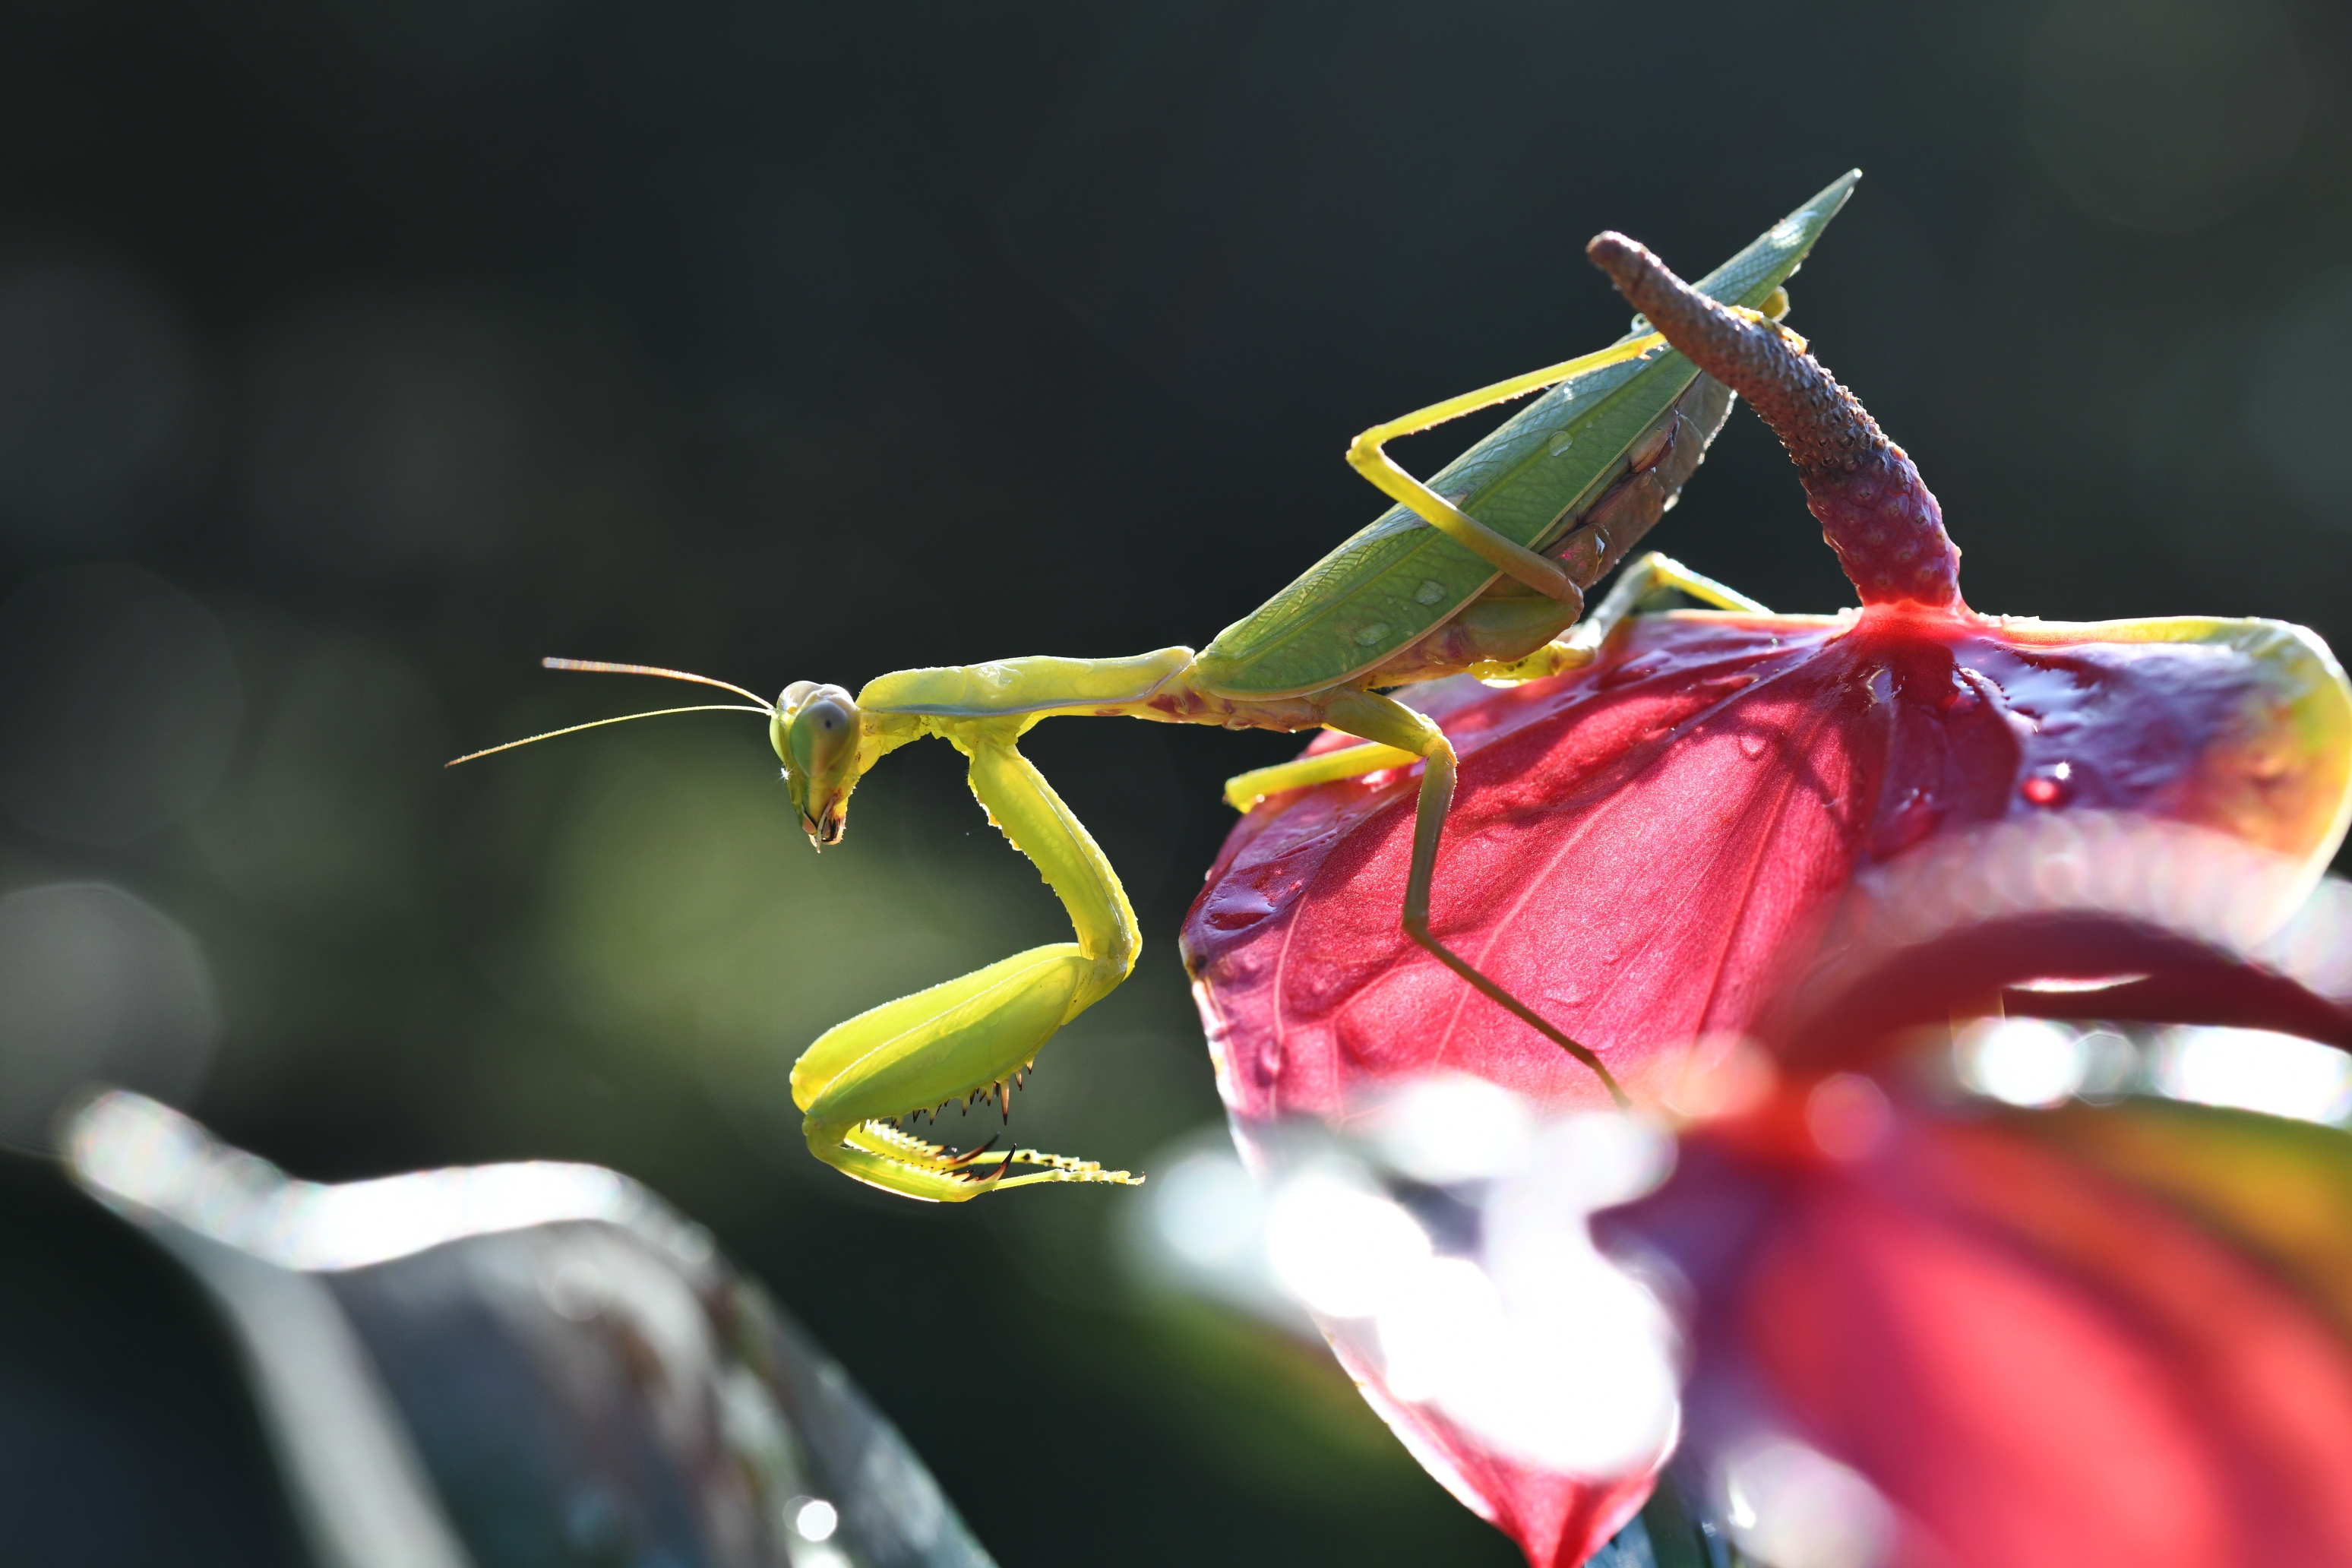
top-left (1547, 430), bottom-right (1575, 456)
top-left (1203, 885), bottom-right (1279, 931)
top-left (1414, 580), bottom-right (1448, 606)
top-left (1602, 659), bottom-right (1664, 688)
top-left (2021, 766), bottom-right (2071, 806)
top-left (1738, 732), bottom-right (1768, 760)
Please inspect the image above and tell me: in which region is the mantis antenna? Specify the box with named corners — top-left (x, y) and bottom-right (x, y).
top-left (446, 704), bottom-right (774, 766)
top-left (539, 656), bottom-right (773, 707)
top-left (445, 657), bottom-right (776, 767)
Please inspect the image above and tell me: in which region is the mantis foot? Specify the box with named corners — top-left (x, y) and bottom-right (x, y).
top-left (818, 1117), bottom-right (1143, 1203)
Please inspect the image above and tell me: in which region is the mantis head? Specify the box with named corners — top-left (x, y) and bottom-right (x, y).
top-left (449, 659), bottom-right (871, 849)
top-left (773, 681), bottom-right (866, 848)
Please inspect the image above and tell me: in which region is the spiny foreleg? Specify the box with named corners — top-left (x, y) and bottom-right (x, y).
top-left (790, 722), bottom-right (1145, 1201)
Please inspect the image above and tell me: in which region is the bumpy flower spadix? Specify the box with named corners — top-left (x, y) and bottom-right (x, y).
top-left (1182, 232), bottom-right (2352, 1568)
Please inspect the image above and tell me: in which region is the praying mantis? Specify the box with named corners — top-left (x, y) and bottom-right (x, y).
top-left (455, 172), bottom-right (1861, 1201)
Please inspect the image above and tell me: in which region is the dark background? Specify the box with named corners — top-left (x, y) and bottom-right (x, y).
top-left (2, 1), bottom-right (2349, 1563)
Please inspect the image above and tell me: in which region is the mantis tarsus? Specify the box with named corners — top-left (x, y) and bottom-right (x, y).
top-left (455, 172), bottom-right (1861, 1202)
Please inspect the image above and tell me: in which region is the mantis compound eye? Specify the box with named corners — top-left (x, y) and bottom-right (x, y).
top-left (789, 691), bottom-right (856, 764)
top-left (780, 684), bottom-right (862, 847)
top-left (771, 681), bottom-right (821, 768)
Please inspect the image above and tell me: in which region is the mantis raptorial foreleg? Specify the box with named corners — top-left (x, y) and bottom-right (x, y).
top-left (1318, 688), bottom-right (1630, 1108)
top-left (792, 720), bottom-right (1144, 1200)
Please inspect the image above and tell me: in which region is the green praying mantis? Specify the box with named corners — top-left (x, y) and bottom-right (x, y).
top-left (455, 172), bottom-right (1862, 1202)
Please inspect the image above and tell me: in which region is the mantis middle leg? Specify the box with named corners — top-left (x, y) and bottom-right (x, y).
top-left (790, 721), bottom-right (1144, 1201)
top-left (1222, 551), bottom-right (1769, 809)
top-left (1318, 688), bottom-right (1630, 1108)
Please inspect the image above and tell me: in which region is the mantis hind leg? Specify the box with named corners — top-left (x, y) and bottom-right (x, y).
top-left (1322, 688), bottom-right (1630, 1108)
top-left (791, 728), bottom-right (1144, 1200)
top-left (1345, 336), bottom-right (1670, 600)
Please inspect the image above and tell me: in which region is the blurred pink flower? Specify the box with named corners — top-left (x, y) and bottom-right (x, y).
top-left (1602, 832), bottom-right (2352, 1568)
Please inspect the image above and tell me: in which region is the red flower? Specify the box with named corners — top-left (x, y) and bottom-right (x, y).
top-left (1181, 232), bottom-right (2352, 1566)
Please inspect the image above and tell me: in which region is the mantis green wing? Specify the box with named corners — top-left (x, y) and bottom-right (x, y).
top-left (1193, 169), bottom-right (1861, 700)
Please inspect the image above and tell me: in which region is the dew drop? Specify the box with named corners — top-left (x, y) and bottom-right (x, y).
top-left (1203, 886), bottom-right (1279, 931)
top-left (2021, 763), bottom-right (2072, 807)
top-left (1548, 429), bottom-right (1576, 456)
top-left (1738, 732), bottom-right (1768, 760)
top-left (1353, 622), bottom-right (1390, 646)
top-left (1602, 659), bottom-right (1664, 688)
top-left (1414, 580), bottom-right (1447, 606)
